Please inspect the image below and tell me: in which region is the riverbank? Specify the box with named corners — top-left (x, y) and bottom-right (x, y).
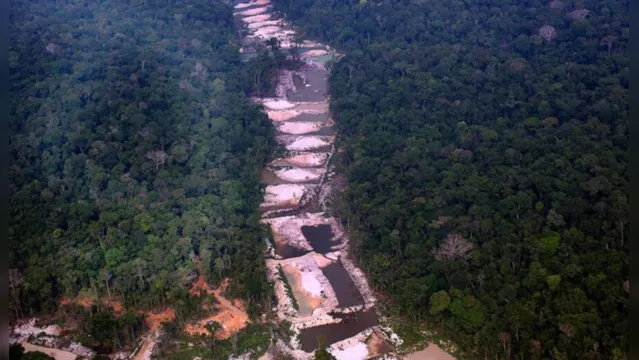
top-left (233, 0), bottom-right (460, 359)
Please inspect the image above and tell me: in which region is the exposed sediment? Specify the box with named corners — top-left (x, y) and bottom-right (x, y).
top-left (234, 1), bottom-right (401, 358)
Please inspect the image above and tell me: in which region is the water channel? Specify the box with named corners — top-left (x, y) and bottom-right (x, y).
top-left (233, 1), bottom-right (394, 358)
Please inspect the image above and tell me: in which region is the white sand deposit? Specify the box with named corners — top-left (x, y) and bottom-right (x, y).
top-left (12, 319), bottom-right (61, 342)
top-left (234, 5), bottom-right (403, 358)
top-left (279, 40), bottom-right (294, 48)
top-left (277, 122), bottom-right (324, 135)
top-left (283, 152), bottom-right (330, 167)
top-left (267, 110), bottom-right (301, 121)
top-left (274, 168), bottom-right (325, 182)
top-left (288, 254), bottom-right (339, 310)
top-left (261, 184), bottom-right (308, 208)
top-left (254, 27), bottom-right (295, 40)
top-left (252, 25), bottom-right (281, 36)
top-left (302, 40), bottom-right (323, 47)
top-left (236, 6), bottom-right (270, 17)
top-left (248, 20), bottom-right (282, 30)
top-left (242, 14), bottom-right (272, 23)
top-left (300, 271), bottom-right (324, 297)
top-left (263, 100), bottom-right (296, 110)
top-left (234, 3), bottom-right (253, 10)
top-left (255, 99), bottom-right (329, 113)
top-left (234, 0), bottom-right (271, 9)
top-left (302, 49), bottom-right (329, 58)
top-left (280, 136), bottom-right (332, 151)
top-left (330, 342), bottom-right (369, 360)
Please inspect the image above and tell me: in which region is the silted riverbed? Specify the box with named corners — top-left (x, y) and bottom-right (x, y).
top-left (233, 1), bottom-right (398, 357)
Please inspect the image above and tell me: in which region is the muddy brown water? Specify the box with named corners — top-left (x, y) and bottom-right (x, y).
top-left (269, 156), bottom-right (327, 168)
top-left (261, 168), bottom-right (284, 185)
top-left (289, 113), bottom-right (330, 122)
top-left (321, 262), bottom-right (365, 307)
top-left (305, 126), bottom-right (336, 136)
top-left (298, 309), bottom-right (378, 352)
top-left (301, 225), bottom-right (339, 254)
top-left (287, 69), bottom-right (328, 102)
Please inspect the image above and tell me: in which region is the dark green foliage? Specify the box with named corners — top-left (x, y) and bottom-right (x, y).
top-left (22, 353), bottom-right (56, 360)
top-left (9, 344), bottom-right (55, 360)
top-left (313, 348), bottom-right (336, 360)
top-left (53, 304), bottom-right (147, 352)
top-left (157, 322), bottom-right (271, 359)
top-left (273, 0), bottom-right (628, 359)
top-left (10, 344), bottom-right (26, 360)
top-left (10, 0), bottom-right (277, 325)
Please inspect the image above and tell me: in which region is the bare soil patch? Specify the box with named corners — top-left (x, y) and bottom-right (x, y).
top-left (406, 344), bottom-right (457, 360)
top-left (185, 277), bottom-right (250, 339)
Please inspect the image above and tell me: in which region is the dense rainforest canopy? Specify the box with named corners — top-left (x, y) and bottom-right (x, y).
top-left (9, 0), bottom-right (280, 329)
top-left (273, 0), bottom-right (629, 359)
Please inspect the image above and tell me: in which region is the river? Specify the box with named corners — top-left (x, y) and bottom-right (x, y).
top-left (234, 2), bottom-right (399, 359)
top-left (234, 2), bottom-right (456, 359)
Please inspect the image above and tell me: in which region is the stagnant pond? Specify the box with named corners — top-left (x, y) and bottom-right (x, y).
top-left (301, 224), bottom-right (340, 254)
top-left (288, 113), bottom-right (330, 123)
top-left (321, 262), bottom-right (365, 307)
top-left (287, 69), bottom-right (328, 102)
top-left (298, 309), bottom-right (378, 352)
top-left (236, 0), bottom-right (386, 356)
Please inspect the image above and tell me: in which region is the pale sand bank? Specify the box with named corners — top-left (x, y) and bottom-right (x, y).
top-left (406, 344), bottom-right (456, 360)
top-left (21, 342), bottom-right (77, 360)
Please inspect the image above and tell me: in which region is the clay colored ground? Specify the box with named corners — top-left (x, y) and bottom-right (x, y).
top-left (185, 276), bottom-right (250, 339)
top-left (366, 331), bottom-right (394, 357)
top-left (144, 308), bottom-right (176, 332)
top-left (59, 296), bottom-right (125, 316)
top-left (406, 344), bottom-right (457, 360)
